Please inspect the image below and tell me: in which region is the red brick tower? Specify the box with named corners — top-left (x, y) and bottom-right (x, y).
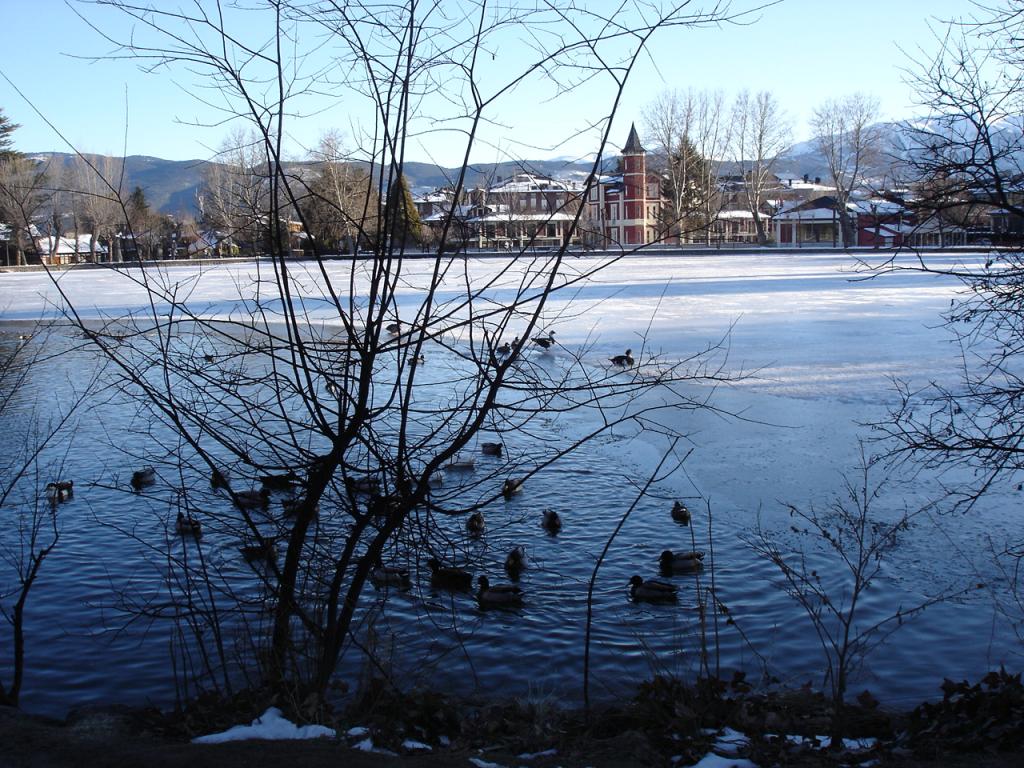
top-left (621, 123), bottom-right (646, 245)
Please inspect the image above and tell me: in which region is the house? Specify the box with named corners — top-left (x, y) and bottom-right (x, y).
top-left (709, 207), bottom-right (759, 244)
top-left (585, 124), bottom-right (670, 247)
top-left (415, 174), bottom-right (584, 250)
top-left (35, 234), bottom-right (106, 265)
top-left (772, 196), bottom-right (851, 246)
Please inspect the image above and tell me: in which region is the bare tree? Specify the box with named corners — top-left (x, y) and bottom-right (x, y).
top-left (747, 453), bottom-right (972, 750)
top-left (52, 0), bottom-right (737, 711)
top-left (72, 154), bottom-right (126, 262)
top-left (198, 129), bottom-right (271, 257)
top-left (876, 4), bottom-right (1024, 502)
top-left (299, 130), bottom-right (376, 254)
top-left (811, 93), bottom-right (881, 247)
top-left (644, 88), bottom-right (730, 244)
top-left (0, 155), bottom-right (48, 265)
top-left (730, 90), bottom-right (790, 245)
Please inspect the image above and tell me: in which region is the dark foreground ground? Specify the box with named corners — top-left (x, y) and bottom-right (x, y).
top-left (3, 685), bottom-right (1022, 768)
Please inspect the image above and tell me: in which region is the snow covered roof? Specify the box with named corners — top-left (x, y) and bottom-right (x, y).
top-left (468, 211), bottom-right (575, 223)
top-left (849, 199), bottom-right (906, 216)
top-left (487, 173), bottom-right (583, 194)
top-left (421, 203), bottom-right (474, 222)
top-left (36, 234), bottom-right (106, 256)
top-left (414, 190), bottom-right (453, 204)
top-left (715, 209), bottom-right (754, 220)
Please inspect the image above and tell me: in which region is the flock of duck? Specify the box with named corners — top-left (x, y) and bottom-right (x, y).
top-left (53, 452), bottom-right (702, 610)
top-left (369, 473), bottom-right (704, 610)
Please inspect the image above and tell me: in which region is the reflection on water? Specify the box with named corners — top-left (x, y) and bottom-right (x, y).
top-left (0, 323), bottom-right (1019, 719)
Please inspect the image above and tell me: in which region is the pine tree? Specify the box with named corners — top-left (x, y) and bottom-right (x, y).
top-left (0, 109), bottom-right (20, 160)
top-left (385, 174), bottom-right (422, 245)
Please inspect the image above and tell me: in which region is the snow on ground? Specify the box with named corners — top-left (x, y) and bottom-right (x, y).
top-left (191, 706), bottom-right (335, 743)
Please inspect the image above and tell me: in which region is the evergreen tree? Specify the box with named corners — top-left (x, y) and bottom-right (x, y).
top-left (0, 109), bottom-right (20, 160)
top-left (657, 134), bottom-right (713, 238)
top-left (385, 173), bottom-right (422, 245)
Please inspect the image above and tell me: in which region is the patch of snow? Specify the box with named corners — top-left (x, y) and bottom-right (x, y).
top-left (345, 725), bottom-right (369, 738)
top-left (517, 747), bottom-right (558, 759)
top-left (353, 736), bottom-right (398, 755)
top-left (685, 755), bottom-right (758, 768)
top-left (403, 738), bottom-right (432, 752)
top-left (712, 727), bottom-right (750, 756)
top-left (191, 706), bottom-right (335, 743)
top-left (468, 758), bottom-right (508, 768)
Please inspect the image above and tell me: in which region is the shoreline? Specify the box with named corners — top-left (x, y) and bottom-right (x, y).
top-left (2, 671), bottom-right (1021, 767)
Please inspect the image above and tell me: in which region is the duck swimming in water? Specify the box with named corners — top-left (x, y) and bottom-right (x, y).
top-left (426, 558), bottom-right (473, 590)
top-left (628, 575), bottom-right (678, 603)
top-left (541, 508), bottom-right (562, 534)
top-left (659, 549), bottom-right (704, 575)
top-left (477, 575), bottom-right (524, 608)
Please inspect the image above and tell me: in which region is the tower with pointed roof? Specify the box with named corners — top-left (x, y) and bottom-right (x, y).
top-left (621, 123), bottom-right (646, 245)
top-left (584, 122), bottom-right (669, 248)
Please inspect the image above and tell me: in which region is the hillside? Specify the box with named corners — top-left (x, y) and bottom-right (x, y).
top-left (26, 153), bottom-right (602, 217)
top-left (33, 121), bottom-right (961, 219)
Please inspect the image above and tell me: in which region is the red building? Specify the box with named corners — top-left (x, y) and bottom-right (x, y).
top-left (585, 124), bottom-right (669, 247)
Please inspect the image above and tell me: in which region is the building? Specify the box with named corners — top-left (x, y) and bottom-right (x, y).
top-left (35, 234), bottom-right (106, 265)
top-left (415, 174), bottom-right (584, 250)
top-left (585, 124), bottom-right (669, 247)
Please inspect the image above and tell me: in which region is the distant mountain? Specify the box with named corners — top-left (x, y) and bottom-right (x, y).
top-left (41, 120), bottom-right (997, 220)
top-left (29, 153), bottom-right (213, 217)
top-left (27, 152), bottom-right (600, 217)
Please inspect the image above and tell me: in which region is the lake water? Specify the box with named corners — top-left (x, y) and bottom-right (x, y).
top-left (1, 251), bottom-right (1020, 717)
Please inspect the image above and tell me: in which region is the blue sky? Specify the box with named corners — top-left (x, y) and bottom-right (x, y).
top-left (0, 0), bottom-right (979, 167)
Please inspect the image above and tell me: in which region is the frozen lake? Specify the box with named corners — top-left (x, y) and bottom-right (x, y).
top-left (1, 250), bottom-right (1019, 716)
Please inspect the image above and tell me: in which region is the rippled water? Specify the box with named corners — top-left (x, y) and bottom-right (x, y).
top-left (1, 254), bottom-right (1021, 717)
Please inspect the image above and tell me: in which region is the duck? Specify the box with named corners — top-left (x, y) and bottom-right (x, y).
top-left (505, 546), bottom-right (526, 580)
top-left (240, 540), bottom-right (276, 563)
top-left (260, 471), bottom-right (300, 490)
top-left (370, 559), bottom-right (411, 588)
top-left (541, 508), bottom-right (562, 534)
top-left (610, 348), bottom-right (634, 367)
top-left (477, 575), bottom-right (524, 608)
top-left (659, 550), bottom-right (704, 575)
top-left (480, 442), bottom-right (503, 457)
top-left (45, 480), bottom-right (74, 504)
top-left (466, 511), bottom-right (485, 535)
top-left (671, 500), bottom-right (691, 525)
top-left (501, 477), bottom-right (524, 499)
top-left (345, 475), bottom-right (380, 494)
top-left (532, 331), bottom-right (556, 349)
top-left (325, 379), bottom-right (342, 399)
top-left (497, 341), bottom-right (511, 356)
top-left (426, 558), bottom-right (473, 590)
top-left (175, 512), bottom-right (202, 538)
top-left (281, 496), bottom-right (319, 517)
top-left (210, 468), bottom-right (230, 490)
top-left (386, 321), bottom-right (401, 334)
top-left (444, 456), bottom-right (476, 471)
top-left (628, 575), bottom-right (678, 603)
top-left (234, 487), bottom-right (270, 510)
top-left (130, 467), bottom-right (156, 490)
top-left (368, 493), bottom-right (400, 518)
